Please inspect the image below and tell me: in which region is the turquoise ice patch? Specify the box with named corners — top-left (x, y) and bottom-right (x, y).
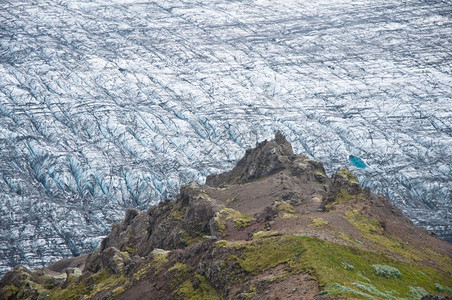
top-left (349, 155), bottom-right (368, 169)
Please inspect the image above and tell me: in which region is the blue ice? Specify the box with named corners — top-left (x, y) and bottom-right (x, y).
top-left (349, 155), bottom-right (368, 169)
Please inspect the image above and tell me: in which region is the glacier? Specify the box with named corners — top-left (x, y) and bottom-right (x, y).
top-left (0, 0), bottom-right (451, 275)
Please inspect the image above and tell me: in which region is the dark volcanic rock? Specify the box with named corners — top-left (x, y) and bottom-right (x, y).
top-left (85, 247), bottom-right (132, 274)
top-left (206, 131), bottom-right (294, 186)
top-left (96, 182), bottom-right (221, 259)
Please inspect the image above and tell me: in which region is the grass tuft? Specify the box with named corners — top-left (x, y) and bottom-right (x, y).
top-left (310, 217), bottom-right (329, 228)
top-left (337, 168), bottom-right (359, 184)
top-left (372, 264), bottom-right (402, 279)
top-left (253, 231), bottom-right (280, 239)
top-left (435, 283), bottom-right (443, 292)
top-left (214, 208), bottom-right (254, 235)
top-left (275, 201), bottom-right (296, 213)
top-left (341, 262), bottom-right (355, 271)
top-left (174, 274), bottom-right (220, 300)
top-left (406, 286), bottom-right (428, 299)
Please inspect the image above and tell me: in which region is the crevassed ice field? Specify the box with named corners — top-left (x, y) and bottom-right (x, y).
top-left (0, 0), bottom-right (451, 275)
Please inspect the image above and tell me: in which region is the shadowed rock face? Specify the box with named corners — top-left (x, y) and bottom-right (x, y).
top-left (1, 134), bottom-right (451, 299)
top-left (94, 182), bottom-right (221, 261)
top-left (206, 131), bottom-right (295, 186)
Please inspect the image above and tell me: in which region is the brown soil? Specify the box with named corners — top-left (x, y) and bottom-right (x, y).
top-left (246, 265), bottom-right (321, 300)
top-left (208, 168), bottom-right (452, 271)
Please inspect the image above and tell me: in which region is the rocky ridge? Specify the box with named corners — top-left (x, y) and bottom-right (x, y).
top-left (1, 134), bottom-right (451, 299)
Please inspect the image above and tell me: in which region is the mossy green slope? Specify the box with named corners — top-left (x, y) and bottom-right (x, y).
top-left (218, 235), bottom-right (452, 299)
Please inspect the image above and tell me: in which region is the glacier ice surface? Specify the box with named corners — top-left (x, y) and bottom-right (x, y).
top-left (0, 0), bottom-right (451, 275)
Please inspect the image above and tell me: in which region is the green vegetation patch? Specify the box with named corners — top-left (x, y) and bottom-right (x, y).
top-left (314, 171), bottom-right (326, 183)
top-left (49, 269), bottom-right (130, 300)
top-left (300, 237), bottom-right (452, 299)
top-left (406, 286), bottom-right (428, 299)
top-left (174, 274), bottom-right (220, 300)
top-left (179, 229), bottom-right (205, 246)
top-left (337, 168), bottom-right (359, 184)
top-left (281, 212), bottom-right (298, 219)
top-left (335, 232), bottom-right (363, 245)
top-left (215, 240), bottom-right (229, 248)
top-left (372, 264), bottom-right (402, 278)
top-left (169, 205), bottom-right (185, 220)
top-left (345, 209), bottom-right (383, 235)
top-left (214, 208), bottom-right (255, 235)
top-left (365, 234), bottom-right (422, 262)
top-left (130, 249), bottom-right (168, 281)
top-left (309, 217), bottom-right (329, 228)
top-left (152, 248), bottom-right (170, 263)
top-left (341, 262), bottom-right (355, 271)
top-left (225, 197), bottom-right (237, 205)
top-left (125, 245), bottom-right (136, 254)
top-left (416, 271), bottom-right (427, 277)
top-left (170, 262), bottom-right (220, 299)
top-left (214, 240), bottom-right (245, 248)
top-left (1, 268), bottom-right (52, 299)
top-left (274, 201), bottom-right (296, 213)
top-left (2, 285), bottom-right (21, 299)
top-left (147, 248), bottom-right (171, 272)
top-left (230, 236), bottom-right (452, 299)
top-left (337, 189), bottom-right (360, 203)
top-left (253, 231), bottom-right (280, 240)
top-left (235, 236), bottom-right (305, 275)
top-left (324, 188), bottom-right (365, 210)
top-left (275, 201), bottom-right (298, 218)
top-left (343, 209), bottom-right (445, 264)
top-left (169, 262), bottom-right (192, 274)
top-left (112, 286), bottom-right (126, 297)
top-left (134, 262), bottom-right (153, 281)
top-left (323, 283), bottom-right (376, 299)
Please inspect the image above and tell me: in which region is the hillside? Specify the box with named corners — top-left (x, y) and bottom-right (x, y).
top-left (1, 133), bottom-right (451, 299)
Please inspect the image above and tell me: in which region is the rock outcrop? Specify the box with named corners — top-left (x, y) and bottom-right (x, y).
top-left (206, 131), bottom-right (295, 186)
top-left (1, 133), bottom-right (452, 299)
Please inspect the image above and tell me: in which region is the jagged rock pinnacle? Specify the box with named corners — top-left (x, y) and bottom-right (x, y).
top-left (206, 132), bottom-right (294, 186)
